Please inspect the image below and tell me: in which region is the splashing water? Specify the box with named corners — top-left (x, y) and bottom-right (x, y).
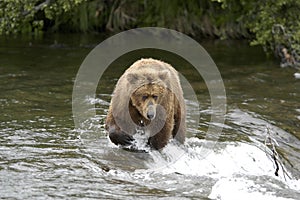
top-left (99, 136), bottom-right (300, 199)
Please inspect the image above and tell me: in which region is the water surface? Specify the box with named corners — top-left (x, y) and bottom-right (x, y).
top-left (0, 35), bottom-right (300, 199)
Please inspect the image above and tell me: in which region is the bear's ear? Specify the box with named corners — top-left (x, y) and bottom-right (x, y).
top-left (158, 70), bottom-right (169, 81)
top-left (127, 73), bottom-right (139, 84)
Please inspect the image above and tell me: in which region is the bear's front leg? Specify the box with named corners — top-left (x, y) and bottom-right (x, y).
top-left (148, 121), bottom-right (173, 150)
top-left (107, 125), bottom-right (134, 146)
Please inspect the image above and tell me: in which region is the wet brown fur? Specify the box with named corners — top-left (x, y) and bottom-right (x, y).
top-left (105, 58), bottom-right (186, 150)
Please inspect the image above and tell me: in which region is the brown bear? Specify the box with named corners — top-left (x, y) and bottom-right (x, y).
top-left (105, 58), bottom-right (186, 150)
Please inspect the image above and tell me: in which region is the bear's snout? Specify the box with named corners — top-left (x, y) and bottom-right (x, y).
top-left (146, 105), bottom-right (156, 120)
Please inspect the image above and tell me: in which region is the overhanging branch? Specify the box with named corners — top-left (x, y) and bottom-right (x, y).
top-left (22, 0), bottom-right (52, 16)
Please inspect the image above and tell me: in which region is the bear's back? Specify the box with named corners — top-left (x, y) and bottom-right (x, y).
top-left (127, 58), bottom-right (176, 74)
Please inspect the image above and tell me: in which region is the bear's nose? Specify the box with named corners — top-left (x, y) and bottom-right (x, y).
top-left (147, 112), bottom-right (155, 120)
top-left (146, 105), bottom-right (156, 120)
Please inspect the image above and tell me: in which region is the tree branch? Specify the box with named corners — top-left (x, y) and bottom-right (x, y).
top-left (22, 0), bottom-right (52, 16)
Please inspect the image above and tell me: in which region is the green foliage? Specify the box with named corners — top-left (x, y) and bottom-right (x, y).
top-left (0, 0), bottom-right (34, 35)
top-left (0, 0), bottom-right (86, 34)
top-left (0, 0), bottom-right (299, 54)
top-left (0, 0), bottom-right (248, 37)
top-left (216, 0), bottom-right (300, 53)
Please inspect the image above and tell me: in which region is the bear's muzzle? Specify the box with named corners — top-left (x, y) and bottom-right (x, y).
top-left (146, 105), bottom-right (156, 120)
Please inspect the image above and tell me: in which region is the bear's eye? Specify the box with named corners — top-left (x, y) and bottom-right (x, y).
top-left (142, 95), bottom-right (148, 101)
top-left (153, 95), bottom-right (158, 100)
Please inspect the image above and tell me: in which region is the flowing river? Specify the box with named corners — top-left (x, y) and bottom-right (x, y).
top-left (0, 34), bottom-right (299, 199)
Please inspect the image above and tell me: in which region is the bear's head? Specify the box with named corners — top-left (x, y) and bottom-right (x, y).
top-left (127, 70), bottom-right (169, 121)
top-left (130, 83), bottom-right (166, 121)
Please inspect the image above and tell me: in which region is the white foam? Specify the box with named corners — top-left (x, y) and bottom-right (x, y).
top-left (137, 137), bottom-right (300, 199)
top-left (209, 178), bottom-right (293, 200)
top-left (294, 72), bottom-right (300, 79)
top-left (145, 138), bottom-right (276, 177)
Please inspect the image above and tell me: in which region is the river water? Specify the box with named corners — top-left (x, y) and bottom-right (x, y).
top-left (0, 34), bottom-right (300, 199)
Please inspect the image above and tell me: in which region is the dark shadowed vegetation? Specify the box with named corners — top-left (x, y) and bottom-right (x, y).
top-left (1, 0), bottom-right (300, 57)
